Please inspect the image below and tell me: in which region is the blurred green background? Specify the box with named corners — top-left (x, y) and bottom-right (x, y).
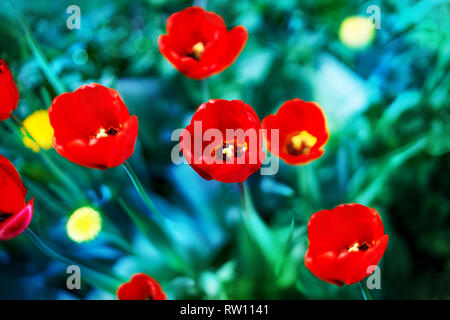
top-left (0, 0), bottom-right (449, 299)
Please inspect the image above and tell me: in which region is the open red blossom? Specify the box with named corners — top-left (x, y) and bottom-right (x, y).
top-left (180, 99), bottom-right (265, 183)
top-left (117, 273), bottom-right (167, 300)
top-left (304, 204), bottom-right (389, 286)
top-left (49, 84), bottom-right (139, 170)
top-left (158, 6), bottom-right (248, 79)
top-left (262, 99), bottom-right (329, 165)
top-left (0, 155), bottom-right (34, 240)
top-left (0, 59), bottom-right (20, 122)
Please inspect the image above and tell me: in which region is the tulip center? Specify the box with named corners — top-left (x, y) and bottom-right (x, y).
top-left (95, 126), bottom-right (121, 139)
top-left (187, 42), bottom-right (205, 60)
top-left (0, 212), bottom-right (12, 223)
top-left (347, 241), bottom-right (372, 253)
top-left (212, 139), bottom-right (248, 161)
top-left (286, 131), bottom-right (317, 156)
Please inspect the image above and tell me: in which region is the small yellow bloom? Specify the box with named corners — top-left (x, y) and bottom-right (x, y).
top-left (339, 16), bottom-right (375, 49)
top-left (67, 207), bottom-right (102, 243)
top-left (22, 110), bottom-right (54, 152)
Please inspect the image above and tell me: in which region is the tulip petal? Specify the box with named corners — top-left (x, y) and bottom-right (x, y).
top-left (304, 204), bottom-right (389, 286)
top-left (0, 59), bottom-right (20, 122)
top-left (262, 99), bottom-right (329, 165)
top-left (0, 199), bottom-right (34, 240)
top-left (107, 115), bottom-right (139, 168)
top-left (117, 273), bottom-right (166, 300)
top-left (49, 84), bottom-right (138, 169)
top-left (180, 100), bottom-right (264, 183)
top-left (159, 6), bottom-right (247, 79)
top-left (0, 155), bottom-right (27, 213)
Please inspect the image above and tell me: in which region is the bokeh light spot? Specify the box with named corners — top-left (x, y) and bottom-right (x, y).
top-left (339, 16), bottom-right (375, 49)
top-left (72, 48), bottom-right (89, 65)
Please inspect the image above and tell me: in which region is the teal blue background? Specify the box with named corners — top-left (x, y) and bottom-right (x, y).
top-left (0, 0), bottom-right (449, 299)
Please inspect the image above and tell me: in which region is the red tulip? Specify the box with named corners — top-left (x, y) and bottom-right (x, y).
top-left (117, 273), bottom-right (167, 300)
top-left (158, 6), bottom-right (248, 79)
top-left (304, 203), bottom-right (389, 286)
top-left (262, 99), bottom-right (329, 165)
top-left (0, 155), bottom-right (34, 240)
top-left (180, 99), bottom-right (265, 183)
top-left (0, 59), bottom-right (20, 122)
top-left (49, 84), bottom-right (139, 169)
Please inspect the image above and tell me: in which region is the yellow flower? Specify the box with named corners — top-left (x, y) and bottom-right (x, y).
top-left (21, 110), bottom-right (54, 152)
top-left (339, 16), bottom-right (375, 49)
top-left (67, 207), bottom-right (102, 243)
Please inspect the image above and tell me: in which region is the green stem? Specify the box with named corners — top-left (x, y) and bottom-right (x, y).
top-left (354, 137), bottom-right (427, 205)
top-left (120, 163), bottom-right (195, 275)
top-left (118, 198), bottom-right (193, 276)
top-left (102, 232), bottom-right (134, 255)
top-left (201, 79), bottom-right (210, 102)
top-left (296, 165), bottom-right (321, 204)
top-left (238, 181), bottom-right (253, 232)
top-left (9, 113), bottom-right (23, 127)
top-left (39, 151), bottom-right (86, 200)
top-left (238, 181), bottom-right (255, 213)
top-left (24, 228), bottom-right (73, 265)
top-left (359, 280), bottom-right (373, 300)
top-left (237, 182), bottom-right (277, 267)
top-left (24, 228), bottom-right (122, 293)
top-left (121, 162), bottom-right (192, 265)
top-left (121, 161), bottom-right (165, 225)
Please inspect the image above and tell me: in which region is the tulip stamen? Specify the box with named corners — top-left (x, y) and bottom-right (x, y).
top-left (222, 144), bottom-right (235, 160)
top-left (286, 131), bottom-right (317, 156)
top-left (212, 140), bottom-right (248, 161)
top-left (188, 42), bottom-right (205, 60)
top-left (347, 241), bottom-right (372, 253)
top-left (96, 126), bottom-right (120, 139)
top-left (96, 128), bottom-right (108, 139)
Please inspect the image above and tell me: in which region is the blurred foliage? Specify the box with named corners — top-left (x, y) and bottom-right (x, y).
top-left (0, 0), bottom-right (449, 299)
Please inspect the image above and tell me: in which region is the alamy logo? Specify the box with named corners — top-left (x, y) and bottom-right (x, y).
top-left (170, 124), bottom-right (280, 176)
top-left (366, 265), bottom-right (381, 289)
top-left (367, 5), bottom-right (381, 29)
top-left (66, 265), bottom-right (81, 290)
top-left (66, 5), bottom-right (81, 30)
